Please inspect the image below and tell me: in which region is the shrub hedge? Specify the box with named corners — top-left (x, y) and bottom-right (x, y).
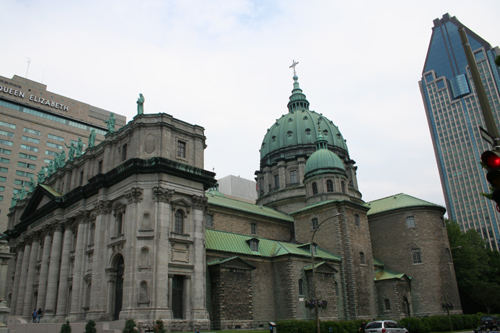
top-left (277, 313), bottom-right (492, 333)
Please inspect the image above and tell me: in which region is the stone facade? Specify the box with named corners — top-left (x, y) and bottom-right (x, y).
top-left (3, 77), bottom-right (462, 331)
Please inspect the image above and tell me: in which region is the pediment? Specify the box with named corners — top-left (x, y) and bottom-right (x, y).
top-left (305, 261), bottom-right (338, 274)
top-left (171, 198), bottom-right (191, 214)
top-left (207, 256), bottom-right (256, 270)
top-left (20, 184), bottom-right (63, 222)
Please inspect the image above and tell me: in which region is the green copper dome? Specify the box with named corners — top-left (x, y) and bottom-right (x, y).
top-left (304, 133), bottom-right (346, 178)
top-left (260, 75), bottom-right (348, 165)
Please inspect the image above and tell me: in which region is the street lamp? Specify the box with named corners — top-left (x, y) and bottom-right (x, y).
top-left (310, 213), bottom-right (341, 333)
top-left (440, 246), bottom-right (461, 332)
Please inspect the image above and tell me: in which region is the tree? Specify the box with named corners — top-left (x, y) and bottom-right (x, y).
top-left (60, 320), bottom-right (72, 333)
top-left (446, 220), bottom-right (500, 313)
top-left (85, 320), bottom-right (97, 333)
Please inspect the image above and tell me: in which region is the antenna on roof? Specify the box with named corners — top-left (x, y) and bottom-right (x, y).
top-left (26, 58), bottom-right (31, 78)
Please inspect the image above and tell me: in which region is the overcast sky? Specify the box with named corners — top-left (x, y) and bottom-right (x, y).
top-left (2, 0), bottom-right (500, 210)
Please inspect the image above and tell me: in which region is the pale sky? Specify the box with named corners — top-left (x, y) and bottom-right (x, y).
top-left (2, 0), bottom-right (500, 210)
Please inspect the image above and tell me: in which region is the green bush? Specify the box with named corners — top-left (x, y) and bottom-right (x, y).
top-left (85, 319), bottom-right (96, 333)
top-left (123, 318), bottom-right (138, 333)
top-left (60, 320), bottom-right (72, 333)
top-left (153, 319), bottom-right (167, 333)
top-left (400, 317), bottom-right (430, 333)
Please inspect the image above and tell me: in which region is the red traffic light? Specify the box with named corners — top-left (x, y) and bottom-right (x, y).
top-left (481, 150), bottom-right (500, 169)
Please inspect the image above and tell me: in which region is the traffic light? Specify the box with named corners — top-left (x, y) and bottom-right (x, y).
top-left (481, 149), bottom-right (500, 208)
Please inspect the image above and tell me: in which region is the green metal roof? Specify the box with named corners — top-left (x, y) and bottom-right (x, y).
top-left (366, 193), bottom-right (445, 216)
top-left (259, 75), bottom-right (348, 162)
top-left (206, 192), bottom-right (294, 222)
top-left (291, 200), bottom-right (338, 214)
top-left (304, 148), bottom-right (346, 178)
top-left (206, 229), bottom-right (341, 261)
top-left (374, 269), bottom-right (411, 281)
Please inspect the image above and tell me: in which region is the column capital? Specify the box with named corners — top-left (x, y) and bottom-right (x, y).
top-left (192, 195), bottom-right (208, 211)
top-left (153, 186), bottom-right (174, 203)
top-left (125, 187), bottom-right (144, 204)
top-left (95, 200), bottom-right (112, 215)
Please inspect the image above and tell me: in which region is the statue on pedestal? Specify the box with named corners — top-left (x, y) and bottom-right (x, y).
top-left (137, 93), bottom-right (145, 115)
top-left (105, 113), bottom-right (116, 134)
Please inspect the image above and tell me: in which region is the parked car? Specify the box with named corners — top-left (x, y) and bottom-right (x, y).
top-left (480, 315), bottom-right (499, 330)
top-left (365, 320), bottom-right (409, 333)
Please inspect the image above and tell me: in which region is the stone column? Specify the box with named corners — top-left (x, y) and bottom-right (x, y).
top-left (0, 240), bottom-right (14, 332)
top-left (153, 187), bottom-right (173, 311)
top-left (70, 216), bottom-right (88, 317)
top-left (36, 231), bottom-right (53, 312)
top-left (184, 275), bottom-right (192, 319)
top-left (9, 247), bottom-right (24, 314)
top-left (88, 200), bottom-right (111, 320)
top-left (191, 196), bottom-right (209, 320)
top-left (15, 241), bottom-right (32, 315)
top-left (168, 275), bottom-right (173, 310)
top-left (22, 238), bottom-right (40, 316)
top-left (44, 225), bottom-right (64, 317)
top-left (55, 223), bottom-right (74, 318)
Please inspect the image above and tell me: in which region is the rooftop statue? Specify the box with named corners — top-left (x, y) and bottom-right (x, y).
top-left (76, 137), bottom-right (84, 157)
top-left (10, 193), bottom-right (18, 208)
top-left (105, 113), bottom-right (116, 134)
top-left (65, 142), bottom-right (76, 161)
top-left (59, 149), bottom-right (66, 166)
top-left (137, 93), bottom-right (145, 115)
top-left (47, 159), bottom-right (55, 177)
top-left (88, 129), bottom-right (96, 149)
top-left (28, 175), bottom-right (36, 192)
top-left (37, 167), bottom-right (46, 184)
top-left (19, 187), bottom-right (27, 200)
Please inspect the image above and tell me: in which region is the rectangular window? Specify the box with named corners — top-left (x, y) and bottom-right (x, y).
top-left (250, 240), bottom-right (259, 251)
top-left (24, 128), bottom-right (41, 136)
top-left (0, 167), bottom-right (7, 173)
top-left (48, 133), bottom-right (65, 142)
top-left (355, 214), bottom-right (360, 226)
top-left (177, 141), bottom-right (186, 158)
top-left (44, 158), bottom-right (52, 164)
top-left (47, 142), bottom-right (63, 150)
top-left (0, 158), bottom-right (9, 164)
top-left (406, 216), bottom-right (416, 228)
top-left (206, 214), bottom-right (214, 228)
top-left (0, 176), bottom-right (6, 182)
top-left (290, 170), bottom-right (298, 184)
top-left (98, 160), bottom-right (103, 174)
top-left (251, 222), bottom-right (257, 235)
top-left (311, 218), bottom-right (319, 230)
top-left (17, 161), bottom-right (36, 170)
top-left (412, 248), bottom-right (422, 264)
top-left (19, 152), bottom-right (37, 161)
top-left (274, 174), bottom-right (280, 189)
top-left (21, 144), bottom-right (38, 152)
top-left (0, 196), bottom-right (3, 202)
top-left (0, 139), bottom-right (13, 146)
top-left (14, 179), bottom-right (26, 186)
top-left (0, 121), bottom-right (15, 129)
top-left (0, 148), bottom-right (11, 155)
top-left (22, 136), bottom-right (40, 144)
top-left (0, 186), bottom-right (4, 192)
top-left (359, 252), bottom-right (366, 265)
top-left (16, 170), bottom-right (34, 178)
top-left (45, 150), bottom-right (58, 156)
top-left (0, 130), bottom-right (14, 138)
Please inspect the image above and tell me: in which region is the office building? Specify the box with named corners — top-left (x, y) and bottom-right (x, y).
top-left (0, 74), bottom-right (126, 231)
top-left (419, 13), bottom-right (500, 250)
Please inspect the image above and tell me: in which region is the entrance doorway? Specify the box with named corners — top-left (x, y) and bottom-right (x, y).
top-left (172, 275), bottom-right (184, 319)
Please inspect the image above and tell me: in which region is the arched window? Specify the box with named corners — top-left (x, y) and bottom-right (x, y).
top-left (174, 210), bottom-right (184, 234)
top-left (341, 181), bottom-right (346, 193)
top-left (312, 182), bottom-right (318, 195)
top-left (89, 223), bottom-right (95, 245)
top-left (299, 279), bottom-right (304, 295)
top-left (116, 212), bottom-right (123, 236)
top-left (384, 298), bottom-right (391, 310)
top-left (139, 281), bottom-right (149, 302)
top-left (359, 252), bottom-right (366, 265)
top-left (140, 247), bottom-right (150, 267)
top-left (142, 213), bottom-right (151, 230)
top-left (326, 180), bottom-right (334, 192)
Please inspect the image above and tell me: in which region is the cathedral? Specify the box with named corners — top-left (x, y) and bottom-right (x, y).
top-left (4, 73), bottom-right (461, 331)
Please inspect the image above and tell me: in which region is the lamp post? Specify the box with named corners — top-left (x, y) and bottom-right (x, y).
top-left (310, 213), bottom-right (341, 333)
top-left (440, 246), bottom-right (461, 332)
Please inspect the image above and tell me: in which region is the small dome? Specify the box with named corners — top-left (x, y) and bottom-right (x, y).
top-left (304, 149), bottom-right (346, 178)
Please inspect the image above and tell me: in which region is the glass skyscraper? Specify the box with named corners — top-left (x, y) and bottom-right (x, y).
top-left (419, 13), bottom-right (500, 250)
